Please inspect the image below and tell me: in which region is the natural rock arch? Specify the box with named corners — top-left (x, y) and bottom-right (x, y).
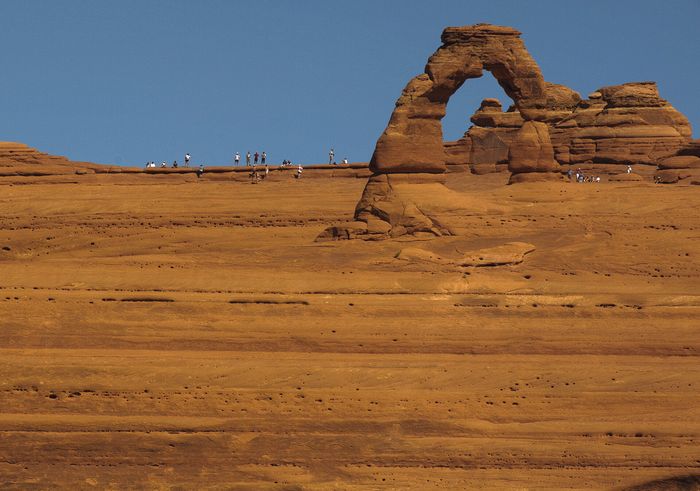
top-left (370, 24), bottom-right (554, 175)
top-left (317, 23), bottom-right (692, 241)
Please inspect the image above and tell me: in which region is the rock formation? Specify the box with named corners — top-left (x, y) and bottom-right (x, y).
top-left (369, 24), bottom-right (552, 175)
top-left (507, 121), bottom-right (562, 183)
top-left (553, 82), bottom-right (691, 171)
top-left (325, 23), bottom-right (696, 239)
top-left (338, 23), bottom-right (563, 240)
top-left (394, 242), bottom-right (536, 267)
top-left (445, 98), bottom-right (521, 174)
top-left (655, 139), bottom-right (700, 184)
top-left (0, 142), bottom-right (104, 176)
top-left (445, 82), bottom-right (692, 176)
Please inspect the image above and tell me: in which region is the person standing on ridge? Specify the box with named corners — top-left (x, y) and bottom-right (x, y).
top-left (328, 148), bottom-right (334, 165)
top-left (185, 153), bottom-right (191, 167)
top-left (246, 151), bottom-right (251, 167)
top-left (254, 152), bottom-right (259, 165)
top-left (234, 152), bottom-right (240, 166)
top-left (261, 151), bottom-right (266, 164)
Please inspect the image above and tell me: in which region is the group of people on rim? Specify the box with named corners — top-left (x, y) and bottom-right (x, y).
top-left (145, 148), bottom-right (345, 181)
top-left (235, 151), bottom-right (266, 166)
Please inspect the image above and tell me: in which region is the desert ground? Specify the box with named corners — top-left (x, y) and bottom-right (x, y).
top-left (0, 167), bottom-right (698, 490)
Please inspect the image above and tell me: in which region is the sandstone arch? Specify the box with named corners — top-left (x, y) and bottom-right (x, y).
top-left (318, 24), bottom-right (692, 241)
top-left (370, 24), bottom-right (553, 175)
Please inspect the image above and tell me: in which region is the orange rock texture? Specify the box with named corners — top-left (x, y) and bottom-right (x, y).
top-left (0, 163), bottom-right (698, 489)
top-left (1, 22), bottom-right (698, 490)
top-left (446, 82), bottom-right (692, 175)
top-left (0, 142), bottom-right (103, 175)
top-left (655, 139), bottom-right (700, 184)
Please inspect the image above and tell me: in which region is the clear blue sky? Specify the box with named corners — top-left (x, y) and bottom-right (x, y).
top-left (1, 0), bottom-right (698, 166)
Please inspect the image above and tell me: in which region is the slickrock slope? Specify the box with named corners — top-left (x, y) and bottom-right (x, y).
top-left (0, 142), bottom-right (108, 175)
top-left (0, 168), bottom-right (698, 489)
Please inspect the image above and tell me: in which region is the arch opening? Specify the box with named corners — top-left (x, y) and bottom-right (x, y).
top-left (442, 71), bottom-right (520, 169)
top-left (442, 71), bottom-right (516, 141)
top-left (369, 24), bottom-right (550, 175)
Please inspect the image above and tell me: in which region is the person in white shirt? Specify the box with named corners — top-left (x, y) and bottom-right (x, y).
top-left (296, 164), bottom-right (303, 179)
top-left (234, 152), bottom-right (240, 165)
top-left (185, 153), bottom-right (191, 167)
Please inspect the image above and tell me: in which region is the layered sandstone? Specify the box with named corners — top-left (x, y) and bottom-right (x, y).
top-left (1, 166), bottom-right (699, 490)
top-left (445, 82), bottom-right (692, 176)
top-left (508, 121), bottom-right (562, 183)
top-left (553, 82), bottom-right (691, 169)
top-left (655, 139), bottom-right (700, 184)
top-left (0, 142), bottom-right (105, 175)
top-left (445, 98), bottom-right (521, 174)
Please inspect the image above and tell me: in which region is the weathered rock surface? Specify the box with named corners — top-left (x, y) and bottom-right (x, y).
top-left (352, 174), bottom-right (453, 239)
top-left (654, 139), bottom-right (700, 184)
top-left (677, 139), bottom-right (700, 157)
top-left (458, 242), bottom-right (536, 267)
top-left (445, 82), bottom-right (692, 176)
top-left (395, 247), bottom-right (446, 264)
top-left (445, 98), bottom-right (521, 173)
top-left (621, 474), bottom-right (700, 491)
top-left (658, 156), bottom-right (700, 170)
top-left (507, 121), bottom-right (562, 182)
top-left (0, 142), bottom-right (106, 175)
top-left (1, 166), bottom-right (699, 489)
top-left (394, 242), bottom-right (536, 268)
top-left (553, 82), bottom-right (691, 169)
